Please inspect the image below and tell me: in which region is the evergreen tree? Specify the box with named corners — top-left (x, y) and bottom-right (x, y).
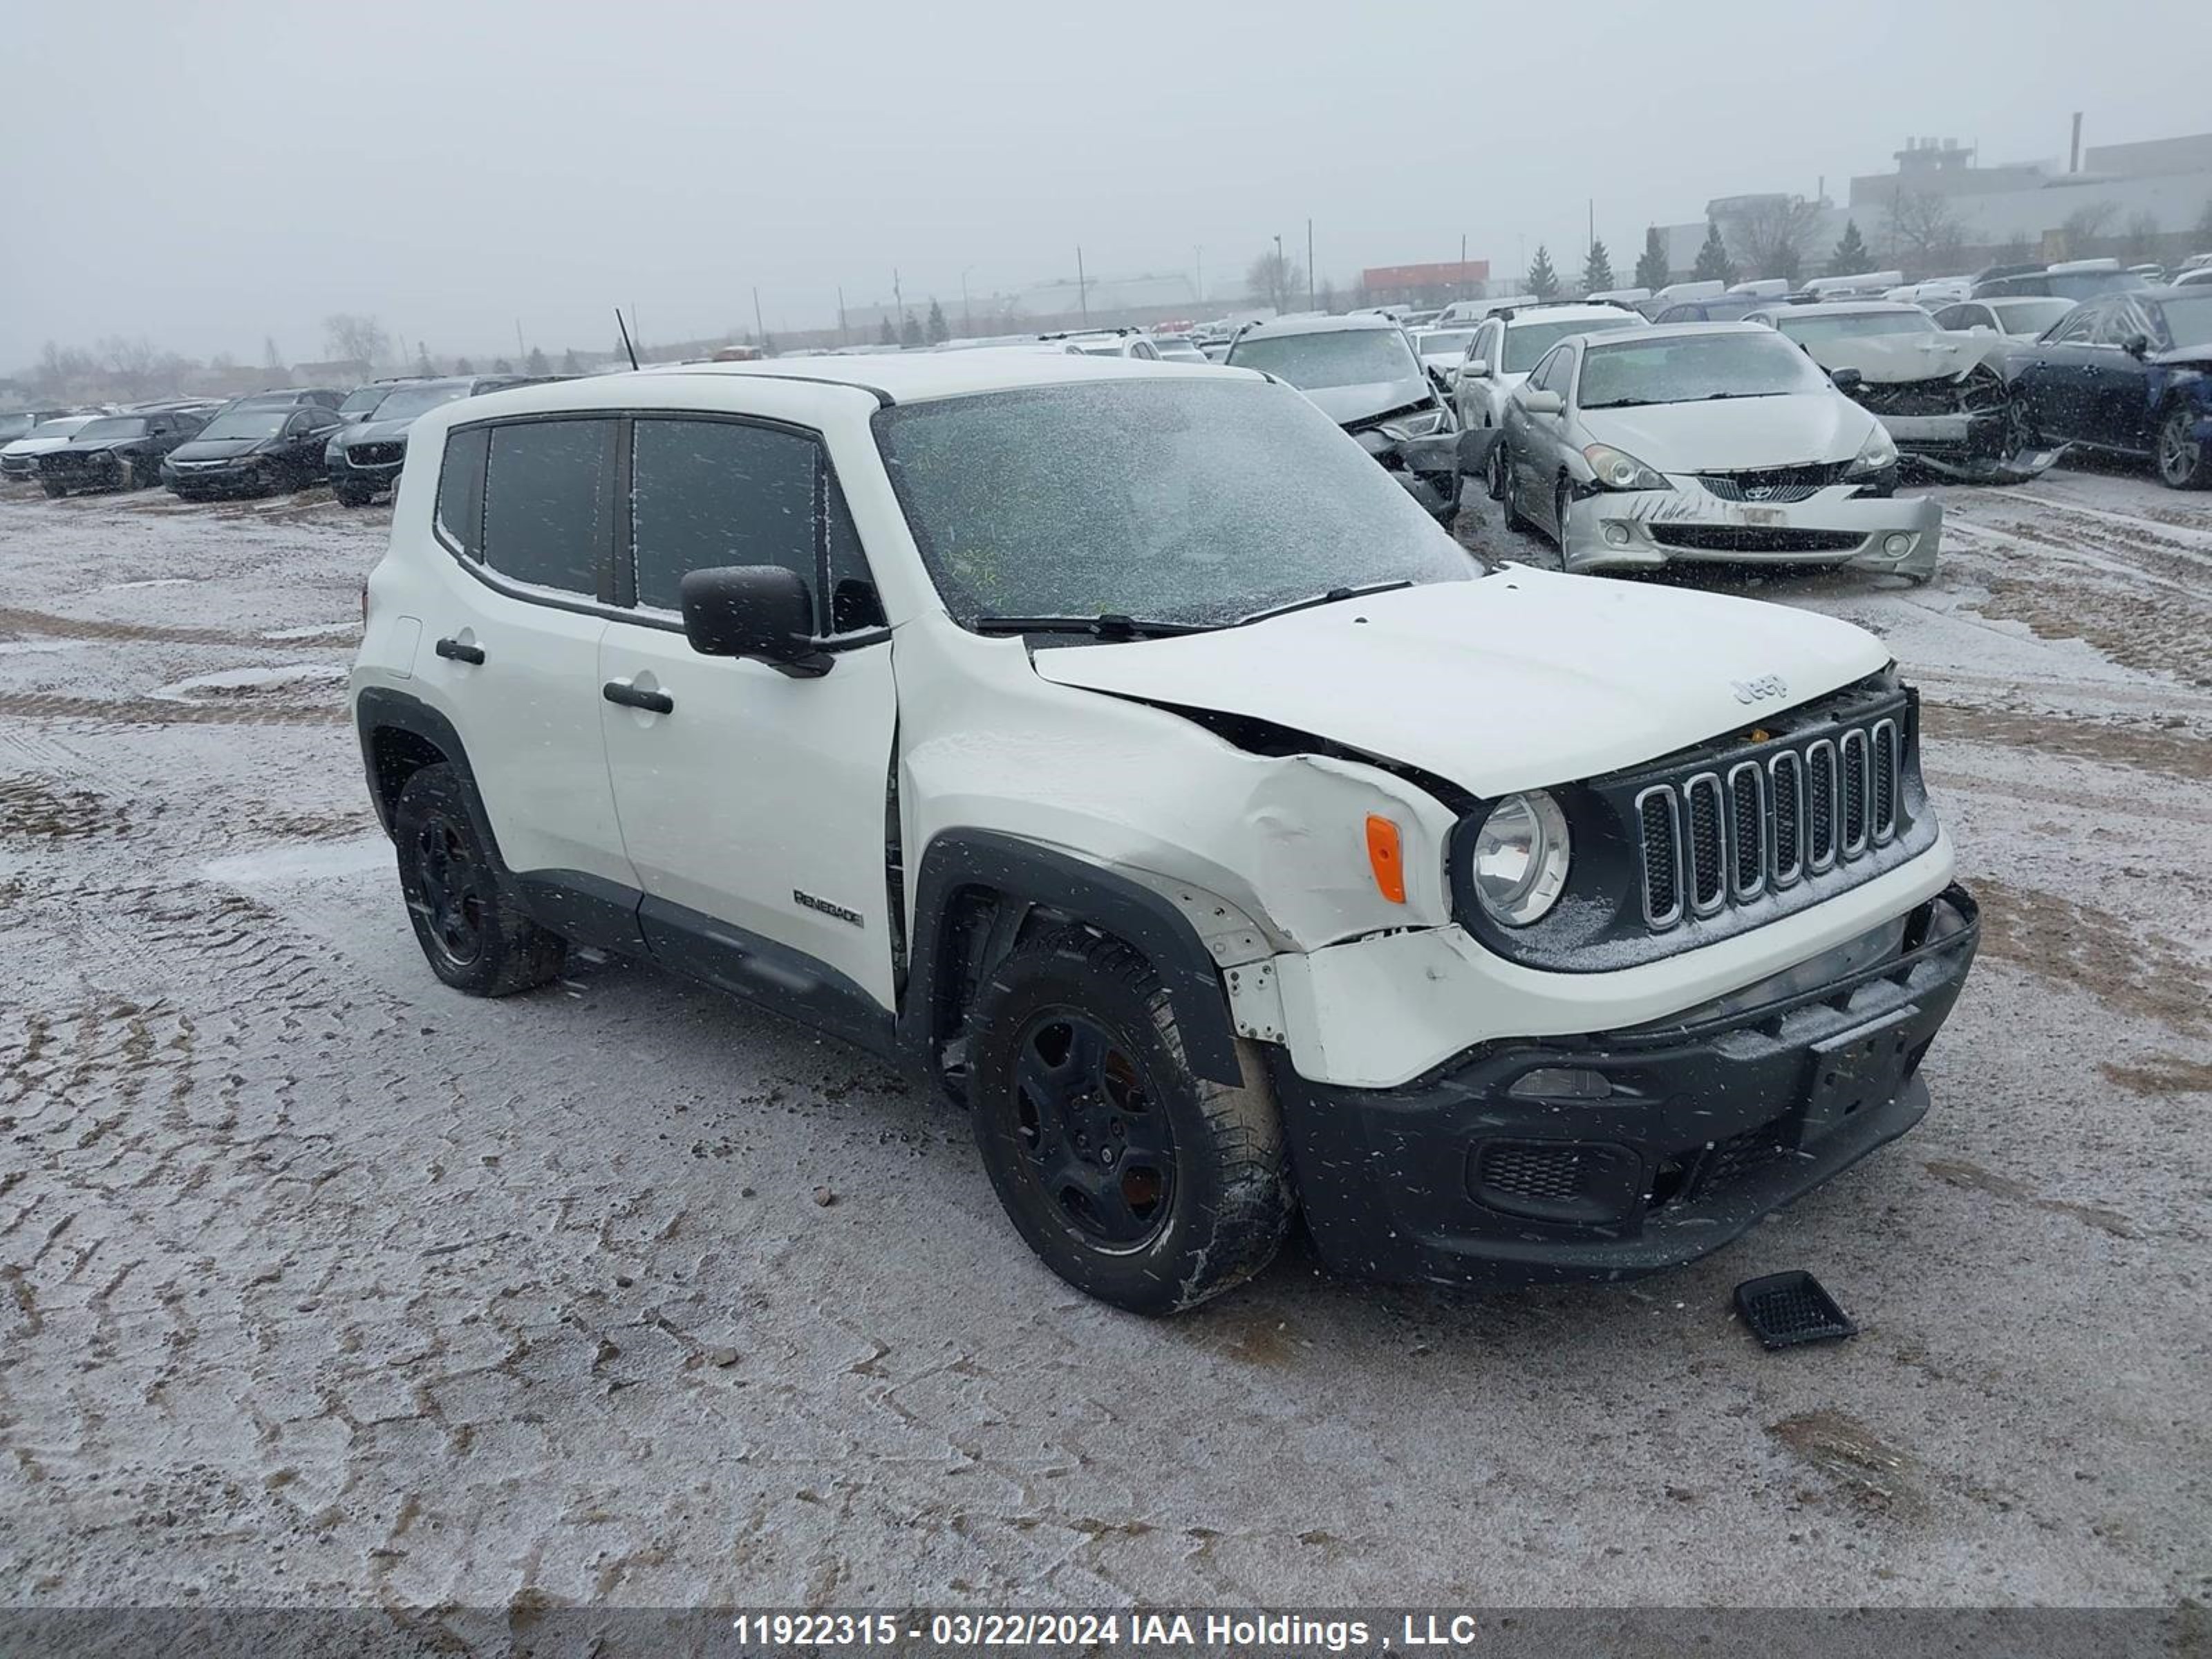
top-left (524, 346), bottom-right (550, 377)
top-left (1691, 221), bottom-right (1736, 285)
top-left (1581, 238), bottom-right (1615, 294)
top-left (900, 310), bottom-right (925, 348)
top-left (1829, 218), bottom-right (1872, 276)
top-left (1633, 227), bottom-right (1669, 290)
top-left (1526, 244), bottom-right (1560, 299)
top-left (926, 298), bottom-right (949, 344)
top-left (561, 348), bottom-right (581, 375)
top-left (878, 316), bottom-right (897, 346)
top-left (491, 357), bottom-right (513, 373)
top-left (454, 356), bottom-right (474, 374)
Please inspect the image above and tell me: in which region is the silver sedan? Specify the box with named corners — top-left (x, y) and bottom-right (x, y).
top-left (1492, 323), bottom-right (1941, 584)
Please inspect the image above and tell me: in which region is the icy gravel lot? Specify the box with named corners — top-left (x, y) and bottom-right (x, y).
top-left (1, 471), bottom-right (2206, 1611)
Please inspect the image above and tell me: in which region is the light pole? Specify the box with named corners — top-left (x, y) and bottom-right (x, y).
top-left (1273, 233), bottom-right (1284, 312)
top-left (960, 265), bottom-right (975, 335)
top-left (1306, 218), bottom-right (1315, 311)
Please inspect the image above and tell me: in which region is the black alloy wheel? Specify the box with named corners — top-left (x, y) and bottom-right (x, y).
top-left (408, 808), bottom-right (492, 972)
top-left (1010, 1010), bottom-right (1175, 1250)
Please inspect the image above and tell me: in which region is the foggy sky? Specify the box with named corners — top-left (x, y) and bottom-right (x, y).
top-left (4, 0), bottom-right (2208, 371)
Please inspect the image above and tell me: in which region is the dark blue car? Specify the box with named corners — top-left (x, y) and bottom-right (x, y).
top-left (2006, 288), bottom-right (2212, 489)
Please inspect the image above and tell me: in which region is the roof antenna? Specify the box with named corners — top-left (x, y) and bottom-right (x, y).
top-left (615, 308), bottom-right (640, 371)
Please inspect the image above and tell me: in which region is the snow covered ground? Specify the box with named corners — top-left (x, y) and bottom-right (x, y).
top-left (1, 469), bottom-right (2206, 1611)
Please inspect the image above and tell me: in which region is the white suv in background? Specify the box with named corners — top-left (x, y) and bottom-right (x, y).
top-left (1453, 301), bottom-right (1649, 433)
top-left (351, 351), bottom-right (1978, 1313)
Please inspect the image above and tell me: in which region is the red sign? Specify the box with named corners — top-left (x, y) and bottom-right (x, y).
top-left (1361, 261), bottom-right (1489, 288)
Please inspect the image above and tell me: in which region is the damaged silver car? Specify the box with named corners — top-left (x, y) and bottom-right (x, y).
top-left (1742, 300), bottom-right (2054, 484)
top-left (1493, 322), bottom-right (1940, 584)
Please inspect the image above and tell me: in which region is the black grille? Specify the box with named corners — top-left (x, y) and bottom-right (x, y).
top-left (1696, 461), bottom-right (1852, 502)
top-left (1630, 696), bottom-right (1910, 930)
top-left (1477, 1143), bottom-right (1591, 1206)
top-left (1638, 791), bottom-right (1680, 924)
top-left (1848, 377), bottom-right (1960, 418)
top-left (349, 442), bottom-right (404, 467)
top-left (1649, 525), bottom-right (1866, 554)
top-left (1685, 776), bottom-right (1725, 912)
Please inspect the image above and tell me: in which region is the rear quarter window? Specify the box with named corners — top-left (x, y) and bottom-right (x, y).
top-left (435, 427), bottom-right (489, 559)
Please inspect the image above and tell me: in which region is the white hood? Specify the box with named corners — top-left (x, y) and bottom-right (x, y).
top-left (1030, 571), bottom-right (1888, 797)
top-left (1581, 393), bottom-right (1872, 473)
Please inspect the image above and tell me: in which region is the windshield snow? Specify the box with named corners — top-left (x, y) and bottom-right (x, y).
top-left (198, 411), bottom-right (290, 440)
top-left (1580, 332), bottom-right (1829, 407)
top-left (874, 379), bottom-right (1477, 630)
top-left (1774, 310), bottom-right (1938, 344)
top-left (71, 417), bottom-right (147, 440)
top-left (367, 384), bottom-right (472, 422)
top-left (1224, 329), bottom-right (1420, 389)
top-left (1503, 315), bottom-right (1644, 373)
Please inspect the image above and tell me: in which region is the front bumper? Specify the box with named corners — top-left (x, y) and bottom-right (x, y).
top-left (164, 460), bottom-right (268, 495)
top-left (327, 455), bottom-right (404, 490)
top-left (1562, 478), bottom-right (1940, 581)
top-left (1868, 407), bottom-right (2008, 460)
top-left (1273, 884), bottom-right (1978, 1288)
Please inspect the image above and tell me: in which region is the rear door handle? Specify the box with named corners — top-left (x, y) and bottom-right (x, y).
top-left (434, 637), bottom-right (485, 665)
top-left (602, 679), bottom-right (673, 714)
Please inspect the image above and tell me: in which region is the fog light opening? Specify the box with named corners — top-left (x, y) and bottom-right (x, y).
top-left (1508, 1067), bottom-right (1613, 1101)
top-left (1602, 522), bottom-right (1631, 547)
top-left (1882, 532), bottom-right (1913, 556)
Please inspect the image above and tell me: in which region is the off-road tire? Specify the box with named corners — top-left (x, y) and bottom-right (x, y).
top-left (2155, 404), bottom-right (2211, 490)
top-left (392, 762), bottom-right (565, 997)
top-left (968, 926), bottom-right (1293, 1315)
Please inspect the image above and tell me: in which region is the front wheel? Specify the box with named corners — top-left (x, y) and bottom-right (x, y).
top-left (2005, 386), bottom-right (2045, 454)
top-left (1553, 478), bottom-right (1575, 556)
top-left (2155, 404), bottom-right (2211, 489)
top-left (332, 481), bottom-right (374, 507)
top-left (392, 762), bottom-right (565, 996)
top-left (1483, 431), bottom-right (1508, 502)
top-left (968, 927), bottom-right (1292, 1314)
top-left (40, 478), bottom-right (66, 498)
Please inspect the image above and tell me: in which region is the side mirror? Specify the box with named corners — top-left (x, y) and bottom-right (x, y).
top-left (679, 565), bottom-right (829, 677)
top-left (1519, 389), bottom-right (1565, 415)
top-left (1829, 367), bottom-right (1865, 394)
top-left (2123, 333), bottom-right (2150, 359)
top-left (1463, 358), bottom-right (1491, 379)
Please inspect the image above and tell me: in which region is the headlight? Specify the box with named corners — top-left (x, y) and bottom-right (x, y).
top-left (1467, 791), bottom-right (1572, 928)
top-left (1379, 406), bottom-right (1449, 440)
top-left (1846, 424), bottom-right (1898, 476)
top-left (1581, 443), bottom-right (1669, 491)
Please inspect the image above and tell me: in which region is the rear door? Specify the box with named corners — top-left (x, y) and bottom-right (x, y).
top-left (422, 417), bottom-right (635, 888)
top-left (2085, 298), bottom-right (2159, 453)
top-left (597, 413), bottom-right (901, 1016)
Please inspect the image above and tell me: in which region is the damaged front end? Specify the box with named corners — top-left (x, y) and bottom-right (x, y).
top-left (1562, 475), bottom-right (1942, 584)
top-left (1818, 335), bottom-right (2062, 485)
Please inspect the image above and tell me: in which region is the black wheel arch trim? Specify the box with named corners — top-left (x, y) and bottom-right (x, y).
top-left (901, 830), bottom-right (1244, 1087)
top-left (355, 687), bottom-right (507, 859)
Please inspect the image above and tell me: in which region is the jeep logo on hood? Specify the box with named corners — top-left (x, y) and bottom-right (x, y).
top-left (1732, 675), bottom-right (1789, 704)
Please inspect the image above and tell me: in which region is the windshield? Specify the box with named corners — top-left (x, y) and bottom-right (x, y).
top-left (2050, 270), bottom-right (2148, 300)
top-left (1773, 310), bottom-right (1937, 344)
top-left (366, 383), bottom-right (472, 422)
top-left (1992, 299), bottom-right (2074, 335)
top-left (197, 411), bottom-right (291, 440)
top-left (0, 413), bottom-right (39, 441)
top-left (73, 417), bottom-right (147, 440)
top-left (1414, 330), bottom-right (1475, 357)
top-left (1225, 328), bottom-right (1419, 389)
top-left (21, 417), bottom-right (93, 442)
top-left (1503, 315), bottom-right (1643, 373)
top-left (339, 385), bottom-right (392, 415)
top-left (1580, 332), bottom-right (1828, 408)
top-left (874, 379), bottom-right (1476, 630)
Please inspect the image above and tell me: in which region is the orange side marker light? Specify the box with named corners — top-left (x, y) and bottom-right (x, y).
top-left (1365, 814), bottom-right (1407, 904)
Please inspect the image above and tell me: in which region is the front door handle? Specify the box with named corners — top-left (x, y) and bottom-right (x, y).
top-left (603, 679), bottom-right (673, 715)
top-left (434, 637), bottom-right (485, 665)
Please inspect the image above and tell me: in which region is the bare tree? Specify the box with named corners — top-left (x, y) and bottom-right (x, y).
top-left (1996, 230), bottom-right (2034, 266)
top-left (263, 336), bottom-right (283, 371)
top-left (1884, 191), bottom-right (1970, 275)
top-left (97, 335), bottom-right (178, 400)
top-left (33, 340), bottom-right (95, 397)
top-left (2060, 201), bottom-right (2119, 259)
top-left (2121, 211), bottom-right (2162, 262)
top-left (324, 313), bottom-right (391, 368)
top-left (1245, 247), bottom-right (1304, 312)
top-left (1733, 197), bottom-right (1823, 283)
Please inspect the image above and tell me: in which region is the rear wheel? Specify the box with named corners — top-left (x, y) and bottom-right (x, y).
top-left (2155, 404), bottom-right (2211, 489)
top-left (1500, 444), bottom-right (1530, 532)
top-left (392, 762), bottom-right (565, 996)
top-left (968, 926), bottom-right (1292, 1314)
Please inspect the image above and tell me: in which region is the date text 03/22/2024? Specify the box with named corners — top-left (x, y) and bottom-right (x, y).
top-left (726, 1613), bottom-right (1486, 1651)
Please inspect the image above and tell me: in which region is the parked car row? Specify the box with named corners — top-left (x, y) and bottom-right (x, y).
top-left (0, 375), bottom-right (538, 505)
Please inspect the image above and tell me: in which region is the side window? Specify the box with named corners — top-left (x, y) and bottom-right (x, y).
top-left (436, 427), bottom-right (489, 560)
top-left (1525, 349), bottom-right (1560, 393)
top-left (630, 418), bottom-right (817, 617)
top-left (824, 474), bottom-right (885, 634)
top-left (2052, 303), bottom-right (2102, 344)
top-left (481, 419), bottom-right (610, 594)
top-left (285, 411), bottom-right (315, 436)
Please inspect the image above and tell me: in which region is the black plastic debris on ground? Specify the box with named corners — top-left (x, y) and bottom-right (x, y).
top-left (1734, 1270), bottom-right (1857, 1349)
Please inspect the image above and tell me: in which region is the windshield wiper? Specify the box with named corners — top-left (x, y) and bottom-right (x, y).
top-left (1235, 579), bottom-right (1416, 627)
top-left (1581, 397), bottom-right (1661, 409)
top-left (973, 613), bottom-right (1213, 640)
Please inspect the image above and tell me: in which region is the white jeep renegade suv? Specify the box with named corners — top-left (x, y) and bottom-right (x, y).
top-left (350, 351), bottom-right (1978, 1313)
